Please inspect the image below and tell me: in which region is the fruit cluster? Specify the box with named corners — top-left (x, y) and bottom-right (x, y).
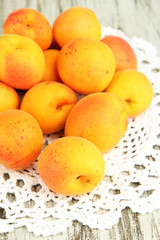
top-left (0, 7), bottom-right (153, 196)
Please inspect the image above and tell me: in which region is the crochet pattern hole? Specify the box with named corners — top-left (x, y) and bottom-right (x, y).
top-left (109, 189), bottom-right (121, 195)
top-left (3, 173), bottom-right (10, 181)
top-left (140, 190), bottom-right (154, 198)
top-left (146, 155), bottom-right (156, 161)
top-left (129, 182), bottom-right (141, 188)
top-left (45, 200), bottom-right (56, 208)
top-left (0, 208), bottom-right (6, 219)
top-left (151, 68), bottom-right (160, 73)
top-left (6, 192), bottom-right (16, 203)
top-left (31, 184), bottom-right (42, 192)
top-left (134, 165), bottom-right (145, 170)
top-left (24, 199), bottom-right (35, 208)
top-left (142, 60), bottom-right (150, 64)
top-left (120, 171), bottom-right (130, 176)
top-left (153, 145), bottom-right (160, 150)
top-left (16, 179), bottom-right (25, 188)
top-left (68, 198), bottom-right (79, 205)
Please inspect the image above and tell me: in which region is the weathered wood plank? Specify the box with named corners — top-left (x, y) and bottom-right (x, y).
top-left (1, 208), bottom-right (160, 240)
top-left (0, 0), bottom-right (160, 53)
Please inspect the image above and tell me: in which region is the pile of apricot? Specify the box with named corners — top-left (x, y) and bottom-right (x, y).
top-left (0, 7), bottom-right (153, 195)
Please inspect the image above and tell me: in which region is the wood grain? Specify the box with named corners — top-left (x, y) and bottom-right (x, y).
top-left (0, 0), bottom-right (160, 239)
top-left (1, 208), bottom-right (160, 240)
top-left (0, 0), bottom-right (160, 53)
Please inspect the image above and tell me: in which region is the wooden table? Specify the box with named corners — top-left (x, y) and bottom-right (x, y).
top-left (0, 0), bottom-right (160, 239)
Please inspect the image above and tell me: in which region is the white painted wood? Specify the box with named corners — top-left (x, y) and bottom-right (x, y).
top-left (0, 0), bottom-right (160, 53)
top-left (1, 208), bottom-right (160, 239)
top-left (0, 0), bottom-right (160, 239)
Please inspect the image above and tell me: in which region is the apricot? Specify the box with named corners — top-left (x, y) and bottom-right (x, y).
top-left (105, 69), bottom-right (153, 117)
top-left (101, 36), bottom-right (137, 72)
top-left (0, 82), bottom-right (20, 112)
top-left (38, 136), bottom-right (105, 196)
top-left (20, 81), bottom-right (77, 134)
top-left (0, 34), bottom-right (45, 90)
top-left (0, 109), bottom-right (43, 170)
top-left (41, 49), bottom-right (61, 83)
top-left (53, 6), bottom-right (101, 48)
top-left (65, 92), bottom-right (128, 153)
top-left (3, 8), bottom-right (52, 50)
top-left (57, 37), bottom-right (116, 95)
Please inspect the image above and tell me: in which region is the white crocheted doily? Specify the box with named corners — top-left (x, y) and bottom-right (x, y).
top-left (0, 27), bottom-right (160, 237)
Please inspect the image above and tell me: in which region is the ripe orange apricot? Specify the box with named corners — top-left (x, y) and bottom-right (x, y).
top-left (3, 8), bottom-right (53, 50)
top-left (105, 69), bottom-right (153, 117)
top-left (20, 81), bottom-right (77, 134)
top-left (0, 34), bottom-right (45, 90)
top-left (65, 92), bottom-right (128, 153)
top-left (101, 36), bottom-right (137, 71)
top-left (53, 6), bottom-right (101, 47)
top-left (0, 109), bottom-right (43, 170)
top-left (57, 37), bottom-right (116, 95)
top-left (38, 136), bottom-right (105, 196)
top-left (0, 82), bottom-right (19, 113)
top-left (41, 49), bottom-right (61, 83)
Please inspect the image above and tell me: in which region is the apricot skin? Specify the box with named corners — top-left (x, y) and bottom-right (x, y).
top-left (3, 8), bottom-right (53, 50)
top-left (0, 82), bottom-right (20, 113)
top-left (20, 81), bottom-right (77, 134)
top-left (0, 109), bottom-right (43, 170)
top-left (38, 136), bottom-right (105, 196)
top-left (101, 36), bottom-right (137, 72)
top-left (105, 69), bottom-right (153, 117)
top-left (0, 34), bottom-right (45, 90)
top-left (53, 6), bottom-right (101, 47)
top-left (65, 92), bottom-right (128, 153)
top-left (57, 37), bottom-right (116, 95)
top-left (41, 49), bottom-right (61, 83)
